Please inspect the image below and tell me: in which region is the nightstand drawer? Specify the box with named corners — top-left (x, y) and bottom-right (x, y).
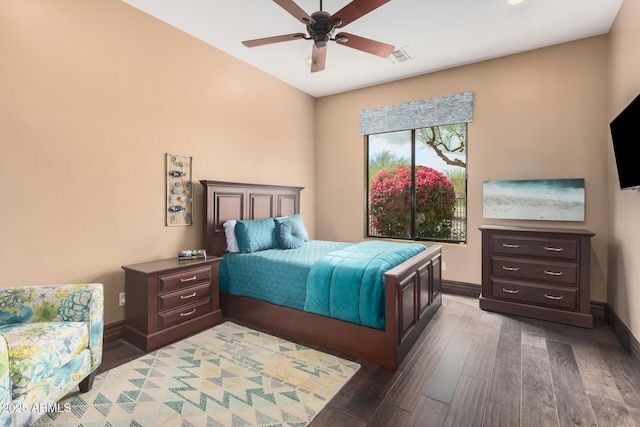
top-left (491, 257), bottom-right (578, 286)
top-left (490, 278), bottom-right (578, 311)
top-left (158, 298), bottom-right (212, 330)
top-left (158, 282), bottom-right (212, 311)
top-left (491, 235), bottom-right (578, 261)
top-left (159, 266), bottom-right (212, 292)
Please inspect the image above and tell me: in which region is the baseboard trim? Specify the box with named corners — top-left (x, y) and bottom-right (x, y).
top-left (605, 304), bottom-right (640, 363)
top-left (103, 320), bottom-right (125, 345)
top-left (590, 301), bottom-right (606, 319)
top-left (442, 280), bottom-right (481, 298)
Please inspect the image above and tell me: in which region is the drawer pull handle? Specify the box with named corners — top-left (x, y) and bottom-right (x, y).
top-left (180, 276), bottom-right (197, 283)
top-left (180, 292), bottom-right (197, 299)
top-left (545, 246), bottom-right (564, 252)
top-left (502, 266), bottom-right (520, 272)
top-left (544, 294), bottom-right (563, 300)
top-left (502, 244), bottom-right (520, 249)
top-left (544, 271), bottom-right (563, 276)
top-left (180, 308), bottom-right (197, 317)
top-left (502, 288), bottom-right (520, 294)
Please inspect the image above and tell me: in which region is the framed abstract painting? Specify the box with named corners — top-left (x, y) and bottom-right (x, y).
top-left (483, 178), bottom-right (585, 222)
top-left (166, 153), bottom-right (193, 226)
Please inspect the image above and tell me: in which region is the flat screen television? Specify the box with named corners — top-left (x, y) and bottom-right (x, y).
top-left (610, 93), bottom-right (640, 190)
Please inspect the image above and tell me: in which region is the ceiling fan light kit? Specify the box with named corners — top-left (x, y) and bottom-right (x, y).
top-left (242, 0), bottom-right (394, 72)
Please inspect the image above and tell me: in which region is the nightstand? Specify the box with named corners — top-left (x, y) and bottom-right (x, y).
top-left (121, 256), bottom-right (222, 351)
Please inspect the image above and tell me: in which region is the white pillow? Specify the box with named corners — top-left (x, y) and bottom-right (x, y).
top-left (223, 220), bottom-right (240, 253)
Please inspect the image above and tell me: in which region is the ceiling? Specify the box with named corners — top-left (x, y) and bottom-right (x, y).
top-left (121, 0), bottom-right (623, 98)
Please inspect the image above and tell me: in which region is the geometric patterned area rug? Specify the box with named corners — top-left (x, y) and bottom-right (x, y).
top-left (35, 322), bottom-right (360, 427)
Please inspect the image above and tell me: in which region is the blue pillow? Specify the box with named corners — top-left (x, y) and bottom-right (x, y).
top-left (274, 214), bottom-right (309, 242)
top-left (234, 218), bottom-right (278, 253)
top-left (278, 219), bottom-right (306, 249)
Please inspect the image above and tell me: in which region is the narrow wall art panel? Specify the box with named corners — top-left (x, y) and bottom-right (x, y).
top-left (166, 153), bottom-right (193, 226)
top-left (483, 178), bottom-right (585, 222)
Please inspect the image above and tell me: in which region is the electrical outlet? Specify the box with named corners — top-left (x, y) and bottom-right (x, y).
top-left (442, 261), bottom-right (446, 271)
top-left (119, 292), bottom-right (126, 307)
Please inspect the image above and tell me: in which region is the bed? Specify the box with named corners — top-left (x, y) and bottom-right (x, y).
top-left (200, 180), bottom-right (443, 370)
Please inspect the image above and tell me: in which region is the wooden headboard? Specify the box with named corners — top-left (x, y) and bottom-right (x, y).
top-left (200, 181), bottom-right (304, 256)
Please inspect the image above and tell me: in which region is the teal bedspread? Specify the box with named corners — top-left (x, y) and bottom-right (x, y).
top-left (219, 240), bottom-right (352, 310)
top-left (303, 241), bottom-right (426, 329)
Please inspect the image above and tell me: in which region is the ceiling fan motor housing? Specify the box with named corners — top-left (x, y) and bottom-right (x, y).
top-left (307, 11), bottom-right (336, 47)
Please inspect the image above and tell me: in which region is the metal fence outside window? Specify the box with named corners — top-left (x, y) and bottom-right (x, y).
top-left (368, 196), bottom-right (467, 243)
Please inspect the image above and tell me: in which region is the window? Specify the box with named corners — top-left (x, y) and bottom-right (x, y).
top-left (367, 123), bottom-right (467, 243)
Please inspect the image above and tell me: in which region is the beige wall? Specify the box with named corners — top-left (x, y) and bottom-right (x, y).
top-left (0, 0), bottom-right (316, 324)
top-left (315, 36), bottom-right (610, 301)
top-left (607, 0), bottom-right (640, 338)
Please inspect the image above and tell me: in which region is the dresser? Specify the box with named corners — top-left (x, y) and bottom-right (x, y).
top-left (122, 256), bottom-right (222, 351)
top-left (479, 225), bottom-right (594, 328)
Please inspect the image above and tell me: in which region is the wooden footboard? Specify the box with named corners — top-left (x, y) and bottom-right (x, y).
top-left (201, 180), bottom-right (443, 370)
top-left (386, 244), bottom-right (442, 368)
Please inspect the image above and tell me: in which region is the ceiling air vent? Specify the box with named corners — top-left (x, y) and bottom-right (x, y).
top-left (389, 46), bottom-right (416, 64)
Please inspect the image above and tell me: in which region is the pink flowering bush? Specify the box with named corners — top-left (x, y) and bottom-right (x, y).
top-left (369, 166), bottom-right (456, 239)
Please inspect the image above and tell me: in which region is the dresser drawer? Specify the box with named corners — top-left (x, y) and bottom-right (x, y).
top-left (158, 282), bottom-right (212, 311)
top-left (491, 257), bottom-right (578, 286)
top-left (158, 266), bottom-right (212, 292)
top-left (491, 235), bottom-right (578, 261)
top-left (157, 298), bottom-right (212, 330)
top-left (490, 278), bottom-right (578, 311)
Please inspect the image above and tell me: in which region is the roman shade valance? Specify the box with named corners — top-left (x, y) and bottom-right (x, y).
top-left (360, 91), bottom-right (474, 135)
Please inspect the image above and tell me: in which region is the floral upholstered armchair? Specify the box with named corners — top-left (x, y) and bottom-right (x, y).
top-left (0, 283), bottom-right (103, 427)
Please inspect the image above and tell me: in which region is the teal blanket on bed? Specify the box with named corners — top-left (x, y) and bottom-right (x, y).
top-left (304, 241), bottom-right (426, 330)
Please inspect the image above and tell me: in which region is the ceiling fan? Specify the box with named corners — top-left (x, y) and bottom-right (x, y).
top-left (242, 0), bottom-right (395, 72)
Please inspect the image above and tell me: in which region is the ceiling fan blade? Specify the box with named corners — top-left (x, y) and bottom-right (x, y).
top-left (335, 32), bottom-right (395, 58)
top-left (311, 44), bottom-right (327, 72)
top-left (273, 0), bottom-right (316, 25)
top-left (330, 0), bottom-right (391, 28)
top-left (242, 33), bottom-right (306, 47)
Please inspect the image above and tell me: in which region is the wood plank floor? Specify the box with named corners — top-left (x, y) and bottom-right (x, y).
top-left (101, 294), bottom-right (640, 426)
